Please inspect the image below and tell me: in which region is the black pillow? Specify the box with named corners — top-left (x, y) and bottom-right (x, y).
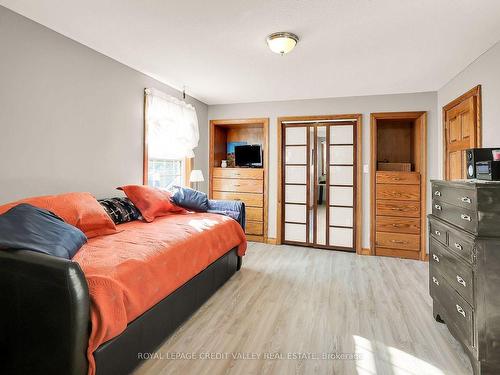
top-left (0, 204), bottom-right (87, 259)
top-left (171, 186), bottom-right (209, 212)
top-left (98, 197), bottom-right (141, 224)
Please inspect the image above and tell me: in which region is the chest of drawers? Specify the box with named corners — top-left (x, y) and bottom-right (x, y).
top-left (429, 180), bottom-right (500, 374)
top-left (374, 171), bottom-right (423, 259)
top-left (211, 167), bottom-right (266, 241)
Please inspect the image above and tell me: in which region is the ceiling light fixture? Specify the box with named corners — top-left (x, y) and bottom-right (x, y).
top-left (266, 32), bottom-right (299, 55)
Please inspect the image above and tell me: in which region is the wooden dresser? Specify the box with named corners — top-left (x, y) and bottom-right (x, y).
top-left (211, 167), bottom-right (266, 242)
top-left (429, 180), bottom-right (500, 374)
top-left (374, 171), bottom-right (423, 259)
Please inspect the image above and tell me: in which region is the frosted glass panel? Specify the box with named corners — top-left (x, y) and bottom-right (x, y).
top-left (285, 127), bottom-right (307, 145)
top-left (330, 165), bottom-right (353, 185)
top-left (285, 204), bottom-right (307, 223)
top-left (330, 125), bottom-right (353, 144)
top-left (330, 186), bottom-right (353, 206)
top-left (329, 207), bottom-right (353, 227)
top-left (329, 227), bottom-right (353, 247)
top-left (285, 223), bottom-right (306, 242)
top-left (285, 146), bottom-right (307, 164)
top-left (285, 165), bottom-right (307, 184)
top-left (285, 185), bottom-right (307, 203)
top-left (330, 145), bottom-right (354, 165)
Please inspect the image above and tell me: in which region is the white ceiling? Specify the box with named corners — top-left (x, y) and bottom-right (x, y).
top-left (2, 0), bottom-right (500, 105)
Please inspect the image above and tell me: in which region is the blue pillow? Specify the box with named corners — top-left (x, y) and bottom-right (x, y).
top-left (0, 204), bottom-right (87, 259)
top-left (171, 186), bottom-right (209, 212)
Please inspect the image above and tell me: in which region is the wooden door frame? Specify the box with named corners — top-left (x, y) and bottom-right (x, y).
top-left (370, 111), bottom-right (427, 261)
top-left (277, 114), bottom-right (363, 254)
top-left (209, 118), bottom-right (269, 241)
top-left (442, 85), bottom-right (482, 180)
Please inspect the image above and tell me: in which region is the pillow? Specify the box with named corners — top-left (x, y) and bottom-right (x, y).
top-left (0, 192), bottom-right (117, 238)
top-left (0, 204), bottom-right (87, 259)
top-left (118, 185), bottom-right (185, 222)
top-left (171, 186), bottom-right (209, 212)
top-left (98, 197), bottom-right (141, 224)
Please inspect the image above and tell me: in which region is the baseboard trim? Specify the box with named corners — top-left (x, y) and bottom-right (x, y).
top-left (266, 237), bottom-right (278, 245)
top-left (360, 247), bottom-right (371, 256)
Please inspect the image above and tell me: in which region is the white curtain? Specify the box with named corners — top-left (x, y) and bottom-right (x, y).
top-left (145, 88), bottom-right (199, 159)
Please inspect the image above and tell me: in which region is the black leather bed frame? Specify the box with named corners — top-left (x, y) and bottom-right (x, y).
top-left (0, 246), bottom-right (242, 375)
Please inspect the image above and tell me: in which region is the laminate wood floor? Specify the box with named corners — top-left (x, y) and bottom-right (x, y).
top-left (134, 243), bottom-right (472, 375)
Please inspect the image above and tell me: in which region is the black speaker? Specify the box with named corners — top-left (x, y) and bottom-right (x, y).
top-left (466, 148), bottom-right (496, 179)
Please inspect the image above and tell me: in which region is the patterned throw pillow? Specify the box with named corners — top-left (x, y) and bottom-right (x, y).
top-left (98, 197), bottom-right (141, 224)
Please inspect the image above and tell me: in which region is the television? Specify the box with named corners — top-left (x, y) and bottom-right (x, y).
top-left (234, 144), bottom-right (263, 167)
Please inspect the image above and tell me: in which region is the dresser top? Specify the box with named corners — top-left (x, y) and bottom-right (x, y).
top-left (431, 179), bottom-right (500, 188)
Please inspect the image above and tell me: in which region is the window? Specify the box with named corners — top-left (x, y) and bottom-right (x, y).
top-left (143, 88), bottom-right (198, 189)
top-left (148, 159), bottom-right (184, 189)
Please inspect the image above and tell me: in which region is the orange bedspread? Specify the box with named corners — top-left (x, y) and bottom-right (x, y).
top-left (72, 212), bottom-right (247, 375)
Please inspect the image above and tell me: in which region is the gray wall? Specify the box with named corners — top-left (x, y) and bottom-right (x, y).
top-left (437, 41), bottom-right (500, 177)
top-left (209, 92), bottom-right (438, 248)
top-left (0, 6), bottom-right (208, 203)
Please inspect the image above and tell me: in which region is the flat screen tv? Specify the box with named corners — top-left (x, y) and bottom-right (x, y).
top-left (234, 144), bottom-right (263, 167)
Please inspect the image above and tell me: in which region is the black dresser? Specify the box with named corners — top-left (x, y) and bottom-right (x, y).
top-left (429, 180), bottom-right (500, 374)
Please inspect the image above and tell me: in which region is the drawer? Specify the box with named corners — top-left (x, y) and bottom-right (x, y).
top-left (429, 268), bottom-right (474, 349)
top-left (375, 232), bottom-right (420, 251)
top-left (376, 184), bottom-right (420, 201)
top-left (213, 178), bottom-right (263, 193)
top-left (432, 183), bottom-right (476, 210)
top-left (430, 239), bottom-right (474, 305)
top-left (432, 200), bottom-right (477, 234)
top-left (246, 207), bottom-right (263, 222)
top-left (448, 228), bottom-right (475, 264)
top-left (376, 171), bottom-right (420, 185)
top-left (246, 221), bottom-right (263, 235)
top-left (429, 219), bottom-right (448, 246)
top-left (376, 216), bottom-right (420, 234)
top-left (212, 191), bottom-right (263, 207)
top-left (213, 168), bottom-right (263, 180)
top-left (375, 247), bottom-right (420, 260)
top-left (376, 200), bottom-right (420, 218)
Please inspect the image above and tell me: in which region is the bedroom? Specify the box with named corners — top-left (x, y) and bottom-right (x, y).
top-left (1, 1), bottom-right (500, 374)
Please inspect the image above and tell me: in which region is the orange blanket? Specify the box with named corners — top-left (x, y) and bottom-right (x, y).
top-left (72, 212), bottom-right (247, 375)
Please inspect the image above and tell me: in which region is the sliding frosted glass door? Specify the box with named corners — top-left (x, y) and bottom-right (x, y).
top-left (282, 121), bottom-right (356, 251)
top-left (328, 124), bottom-right (355, 249)
top-left (283, 126), bottom-right (309, 243)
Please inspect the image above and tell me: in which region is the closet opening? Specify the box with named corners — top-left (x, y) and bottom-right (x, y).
top-left (277, 115), bottom-right (362, 254)
top-left (370, 112), bottom-right (427, 260)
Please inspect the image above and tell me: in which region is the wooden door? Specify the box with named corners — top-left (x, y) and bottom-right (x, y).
top-left (444, 86), bottom-right (481, 180)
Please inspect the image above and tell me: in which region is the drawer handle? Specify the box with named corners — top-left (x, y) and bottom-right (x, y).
top-left (461, 214), bottom-right (472, 222)
top-left (234, 184), bottom-right (241, 187)
top-left (454, 243), bottom-right (463, 251)
top-left (434, 204), bottom-right (442, 211)
top-left (391, 208), bottom-right (403, 211)
top-left (432, 254), bottom-right (440, 262)
top-left (432, 276), bottom-right (439, 286)
top-left (461, 197), bottom-right (471, 204)
top-left (434, 230), bottom-right (441, 236)
top-left (456, 304), bottom-right (466, 318)
top-left (434, 190), bottom-right (441, 196)
top-left (391, 240), bottom-right (407, 244)
top-left (456, 275), bottom-right (467, 287)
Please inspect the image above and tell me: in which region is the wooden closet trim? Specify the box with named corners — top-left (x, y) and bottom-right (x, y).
top-left (209, 117), bottom-right (269, 242)
top-left (277, 114), bottom-right (363, 254)
top-left (370, 111), bottom-right (427, 261)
